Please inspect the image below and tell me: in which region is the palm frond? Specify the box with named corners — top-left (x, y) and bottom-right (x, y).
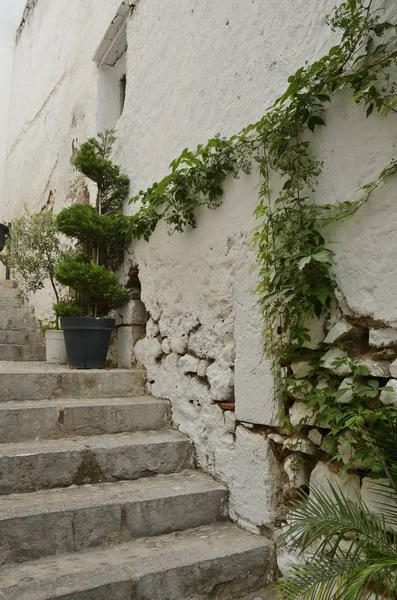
top-left (281, 484), bottom-right (393, 558)
top-left (279, 553), bottom-right (367, 600)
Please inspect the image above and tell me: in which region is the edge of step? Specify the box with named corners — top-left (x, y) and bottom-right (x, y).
top-left (0, 365), bottom-right (145, 402)
top-left (0, 396), bottom-right (170, 441)
top-left (0, 470), bottom-right (226, 564)
top-left (0, 523), bottom-right (277, 600)
top-left (0, 429), bottom-right (194, 494)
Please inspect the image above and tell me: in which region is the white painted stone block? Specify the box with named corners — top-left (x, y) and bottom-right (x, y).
top-left (291, 361), bottom-right (313, 379)
top-left (289, 402), bottom-right (316, 427)
top-left (309, 461), bottom-right (360, 503)
top-left (283, 434), bottom-right (316, 455)
top-left (229, 427), bottom-right (279, 528)
top-left (324, 318), bottom-right (353, 344)
top-left (369, 328), bottom-right (397, 348)
top-left (308, 429), bottom-right (322, 446)
top-left (361, 477), bottom-right (397, 531)
top-left (170, 335), bottom-right (188, 355)
top-left (179, 354), bottom-right (199, 374)
top-left (284, 455), bottom-right (306, 488)
top-left (355, 357), bottom-right (390, 378)
top-left (146, 318), bottom-right (160, 338)
top-left (389, 359), bottom-right (397, 378)
top-left (320, 348), bottom-right (352, 376)
top-left (380, 378), bottom-right (397, 406)
top-left (207, 361), bottom-right (234, 401)
top-left (336, 377), bottom-right (354, 404)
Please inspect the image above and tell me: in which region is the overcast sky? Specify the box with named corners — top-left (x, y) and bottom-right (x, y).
top-left (0, 0), bottom-right (27, 211)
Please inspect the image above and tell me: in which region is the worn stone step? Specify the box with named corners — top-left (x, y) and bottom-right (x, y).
top-left (0, 397), bottom-right (169, 442)
top-left (0, 430), bottom-right (193, 494)
top-left (0, 306), bottom-right (34, 319)
top-left (0, 296), bottom-right (24, 309)
top-left (0, 280), bottom-right (18, 289)
top-left (0, 330), bottom-right (44, 345)
top-left (0, 363), bottom-right (145, 402)
top-left (0, 315), bottom-right (38, 331)
top-left (0, 523), bottom-right (276, 600)
top-left (0, 344), bottom-right (46, 361)
top-left (0, 470), bottom-right (226, 565)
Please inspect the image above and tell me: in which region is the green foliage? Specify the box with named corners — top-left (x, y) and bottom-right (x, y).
top-left (55, 258), bottom-right (130, 316)
top-left (126, 0), bottom-right (397, 364)
top-left (73, 130), bottom-right (130, 215)
top-left (57, 131), bottom-right (131, 317)
top-left (56, 204), bottom-right (131, 270)
top-left (122, 0), bottom-right (397, 468)
top-left (284, 350), bottom-right (397, 472)
top-left (53, 300), bottom-right (83, 319)
top-left (278, 419), bottom-right (397, 600)
top-left (0, 209), bottom-right (66, 302)
top-left (129, 136), bottom-right (253, 240)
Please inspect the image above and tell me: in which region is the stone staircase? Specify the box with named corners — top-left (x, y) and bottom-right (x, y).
top-left (0, 281), bottom-right (45, 361)
top-left (0, 284), bottom-right (277, 600)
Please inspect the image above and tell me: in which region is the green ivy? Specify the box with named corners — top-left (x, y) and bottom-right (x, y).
top-left (122, 0), bottom-right (397, 467)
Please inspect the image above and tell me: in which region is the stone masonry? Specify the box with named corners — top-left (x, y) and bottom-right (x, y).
top-left (0, 281), bottom-right (277, 599)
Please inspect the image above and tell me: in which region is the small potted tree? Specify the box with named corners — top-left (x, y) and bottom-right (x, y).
top-left (55, 130), bottom-right (132, 369)
top-left (0, 209), bottom-right (73, 364)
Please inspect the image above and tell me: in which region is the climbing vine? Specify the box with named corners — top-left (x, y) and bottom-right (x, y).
top-left (125, 0), bottom-right (397, 467)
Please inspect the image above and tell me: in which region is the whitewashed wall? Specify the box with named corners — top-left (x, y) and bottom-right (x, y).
top-left (0, 0), bottom-right (26, 215)
top-left (2, 0), bottom-right (397, 535)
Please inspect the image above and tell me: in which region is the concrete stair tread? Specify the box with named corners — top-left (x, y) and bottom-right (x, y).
top-left (0, 471), bottom-right (226, 565)
top-left (0, 343), bottom-right (45, 349)
top-left (0, 429), bottom-right (188, 456)
top-left (0, 395), bottom-right (167, 410)
top-left (0, 366), bottom-right (145, 402)
top-left (0, 362), bottom-right (140, 373)
top-left (0, 523), bottom-right (275, 600)
top-left (0, 331), bottom-right (44, 344)
top-left (0, 470), bottom-right (224, 520)
top-left (0, 429), bottom-right (193, 494)
top-left (0, 343), bottom-right (46, 362)
top-left (0, 396), bottom-right (169, 442)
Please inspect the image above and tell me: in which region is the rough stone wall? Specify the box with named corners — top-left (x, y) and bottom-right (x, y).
top-left (2, 0), bottom-right (397, 552)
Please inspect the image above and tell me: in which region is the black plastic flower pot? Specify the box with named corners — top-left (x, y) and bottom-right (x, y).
top-left (60, 317), bottom-right (115, 369)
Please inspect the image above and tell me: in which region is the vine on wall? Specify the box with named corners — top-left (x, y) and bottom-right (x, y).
top-left (125, 0), bottom-right (397, 469)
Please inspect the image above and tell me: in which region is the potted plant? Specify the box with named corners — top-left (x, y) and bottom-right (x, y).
top-left (55, 130), bottom-right (132, 369)
top-left (0, 209), bottom-right (71, 364)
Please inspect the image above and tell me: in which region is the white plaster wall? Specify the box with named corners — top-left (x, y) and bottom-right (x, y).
top-left (0, 0), bottom-right (26, 215)
top-left (3, 0), bottom-right (397, 530)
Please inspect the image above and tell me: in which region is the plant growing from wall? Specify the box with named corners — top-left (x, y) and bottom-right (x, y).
top-left (123, 0), bottom-right (397, 466)
top-left (55, 130), bottom-right (131, 317)
top-left (278, 419), bottom-right (397, 599)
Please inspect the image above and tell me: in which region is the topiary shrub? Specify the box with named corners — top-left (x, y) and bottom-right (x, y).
top-left (55, 130), bottom-right (131, 317)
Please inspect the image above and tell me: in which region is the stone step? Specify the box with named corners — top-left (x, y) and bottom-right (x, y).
top-left (0, 344), bottom-right (46, 361)
top-left (0, 397), bottom-right (169, 442)
top-left (0, 315), bottom-right (38, 331)
top-left (0, 306), bottom-right (34, 319)
top-left (0, 363), bottom-right (145, 402)
top-left (0, 296), bottom-right (23, 308)
top-left (0, 470), bottom-right (225, 565)
top-left (0, 523), bottom-right (276, 600)
top-left (0, 430), bottom-right (193, 494)
top-left (0, 330), bottom-right (44, 345)
top-left (0, 280), bottom-right (17, 289)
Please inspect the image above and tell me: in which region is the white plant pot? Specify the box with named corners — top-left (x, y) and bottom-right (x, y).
top-left (45, 330), bottom-right (67, 364)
